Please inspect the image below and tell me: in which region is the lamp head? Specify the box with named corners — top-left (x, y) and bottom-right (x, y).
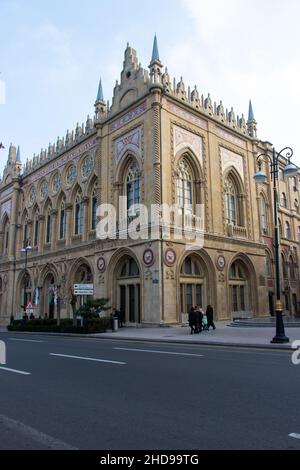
top-left (284, 161), bottom-right (298, 179)
top-left (254, 169), bottom-right (267, 185)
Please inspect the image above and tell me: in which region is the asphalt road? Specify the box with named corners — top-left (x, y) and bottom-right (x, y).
top-left (0, 332), bottom-right (300, 450)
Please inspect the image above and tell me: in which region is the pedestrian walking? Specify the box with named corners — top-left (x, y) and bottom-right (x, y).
top-left (188, 307), bottom-right (197, 335)
top-left (206, 305), bottom-right (216, 330)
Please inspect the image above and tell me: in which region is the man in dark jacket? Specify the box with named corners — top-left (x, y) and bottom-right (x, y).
top-left (206, 305), bottom-right (216, 330)
top-left (188, 307), bottom-right (197, 335)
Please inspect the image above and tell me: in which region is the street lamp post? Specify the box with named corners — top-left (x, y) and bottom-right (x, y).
top-left (21, 239), bottom-right (32, 312)
top-left (254, 147), bottom-right (298, 344)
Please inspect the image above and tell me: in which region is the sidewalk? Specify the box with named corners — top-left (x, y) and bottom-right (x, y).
top-left (95, 321), bottom-right (300, 350)
top-left (1, 322), bottom-right (300, 350)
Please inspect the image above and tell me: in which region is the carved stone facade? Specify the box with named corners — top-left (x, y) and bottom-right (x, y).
top-left (0, 40), bottom-right (299, 326)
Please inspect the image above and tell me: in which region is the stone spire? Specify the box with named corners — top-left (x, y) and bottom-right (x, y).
top-left (16, 146), bottom-right (21, 162)
top-left (96, 78), bottom-right (104, 104)
top-left (95, 77), bottom-right (107, 121)
top-left (151, 34), bottom-right (160, 64)
top-left (247, 100), bottom-right (257, 138)
top-left (149, 34), bottom-right (163, 84)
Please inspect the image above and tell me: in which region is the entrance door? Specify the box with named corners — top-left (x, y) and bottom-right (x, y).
top-left (120, 286), bottom-right (126, 324)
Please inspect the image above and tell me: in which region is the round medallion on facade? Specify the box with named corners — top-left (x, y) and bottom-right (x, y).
top-left (40, 180), bottom-right (48, 201)
top-left (143, 249), bottom-right (154, 267)
top-left (52, 172), bottom-right (62, 194)
top-left (97, 257), bottom-right (106, 273)
top-left (164, 248), bottom-right (176, 267)
top-left (82, 155), bottom-right (94, 179)
top-left (216, 255), bottom-right (226, 271)
top-left (29, 186), bottom-right (36, 206)
top-left (66, 165), bottom-right (77, 187)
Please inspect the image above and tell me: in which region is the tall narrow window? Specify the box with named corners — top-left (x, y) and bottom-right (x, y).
top-left (281, 193), bottom-right (287, 208)
top-left (59, 198), bottom-right (67, 240)
top-left (290, 257), bottom-right (296, 281)
top-left (225, 178), bottom-right (238, 225)
top-left (91, 188), bottom-right (98, 231)
top-left (286, 221), bottom-right (291, 240)
top-left (177, 160), bottom-right (193, 212)
top-left (74, 189), bottom-right (84, 235)
top-left (259, 195), bottom-right (268, 234)
top-left (34, 210), bottom-right (39, 247)
top-left (282, 254), bottom-right (287, 279)
top-left (278, 219), bottom-right (283, 238)
top-left (45, 207), bottom-right (52, 244)
top-left (23, 218), bottom-right (28, 247)
top-left (298, 226), bottom-right (300, 243)
top-left (126, 162), bottom-right (140, 217)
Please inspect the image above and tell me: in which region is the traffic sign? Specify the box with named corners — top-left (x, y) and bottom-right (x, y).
top-left (73, 284), bottom-right (94, 296)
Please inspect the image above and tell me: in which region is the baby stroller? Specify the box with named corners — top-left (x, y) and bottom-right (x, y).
top-left (202, 313), bottom-right (209, 331)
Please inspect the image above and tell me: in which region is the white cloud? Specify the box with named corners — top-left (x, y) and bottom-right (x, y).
top-left (165, 0), bottom-right (300, 165)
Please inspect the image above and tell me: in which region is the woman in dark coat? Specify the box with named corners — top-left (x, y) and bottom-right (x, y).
top-left (206, 305), bottom-right (216, 330)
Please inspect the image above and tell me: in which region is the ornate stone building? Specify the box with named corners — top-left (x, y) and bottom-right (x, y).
top-left (0, 37), bottom-right (299, 326)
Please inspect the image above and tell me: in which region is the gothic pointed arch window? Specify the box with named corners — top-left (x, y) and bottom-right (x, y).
top-left (224, 174), bottom-right (243, 227)
top-left (177, 159), bottom-right (193, 212)
top-left (286, 221), bottom-right (291, 240)
top-left (265, 251), bottom-right (273, 278)
top-left (278, 219), bottom-right (283, 238)
top-left (259, 194), bottom-right (269, 234)
top-left (294, 199), bottom-right (299, 214)
top-left (22, 212), bottom-right (29, 248)
top-left (126, 161), bottom-right (140, 217)
top-left (45, 204), bottom-right (52, 244)
top-left (91, 186), bottom-right (98, 231)
top-left (74, 188), bottom-right (84, 236)
top-left (281, 192), bottom-right (287, 208)
top-left (289, 256), bottom-right (296, 281)
top-left (59, 196), bottom-right (67, 240)
top-left (282, 253), bottom-right (288, 279)
top-left (2, 216), bottom-right (10, 255)
top-left (33, 208), bottom-right (40, 247)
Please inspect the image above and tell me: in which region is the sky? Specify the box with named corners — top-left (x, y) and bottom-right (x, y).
top-left (0, 0), bottom-right (300, 175)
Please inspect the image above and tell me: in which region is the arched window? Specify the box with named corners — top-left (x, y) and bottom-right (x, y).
top-left (2, 217), bottom-right (10, 254)
top-left (281, 193), bottom-right (287, 208)
top-left (74, 189), bottom-right (84, 235)
top-left (45, 206), bottom-right (52, 244)
top-left (224, 176), bottom-right (242, 226)
top-left (177, 160), bottom-right (193, 211)
top-left (33, 209), bottom-right (40, 247)
top-left (278, 219), bottom-right (283, 238)
top-left (180, 255), bottom-right (206, 313)
top-left (229, 260), bottom-right (250, 313)
top-left (265, 252), bottom-right (273, 278)
top-left (286, 221), bottom-right (291, 240)
top-left (59, 197), bottom-right (67, 240)
top-left (126, 162), bottom-right (140, 216)
top-left (91, 187), bottom-right (98, 231)
top-left (290, 257), bottom-right (296, 281)
top-left (259, 195), bottom-right (268, 234)
top-left (22, 213), bottom-right (29, 247)
top-left (294, 199), bottom-right (299, 214)
top-left (282, 254), bottom-right (287, 279)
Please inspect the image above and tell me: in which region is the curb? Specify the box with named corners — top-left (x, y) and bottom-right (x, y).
top-left (0, 330), bottom-right (294, 351)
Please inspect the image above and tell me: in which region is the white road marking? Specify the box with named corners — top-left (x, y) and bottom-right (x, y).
top-left (0, 413), bottom-right (77, 450)
top-left (0, 367), bottom-right (31, 376)
top-left (114, 347), bottom-right (204, 357)
top-left (289, 433), bottom-right (300, 440)
top-left (8, 338), bottom-right (44, 343)
top-left (50, 353), bottom-right (126, 365)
